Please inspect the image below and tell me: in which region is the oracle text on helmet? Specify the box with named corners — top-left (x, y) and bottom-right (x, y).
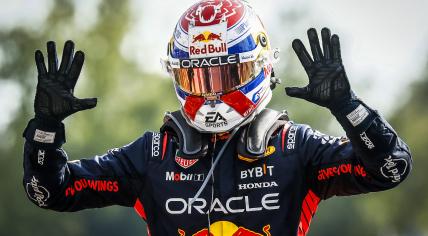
top-left (180, 54), bottom-right (238, 68)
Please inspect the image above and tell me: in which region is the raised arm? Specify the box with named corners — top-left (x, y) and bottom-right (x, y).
top-left (22, 41), bottom-right (148, 211)
top-left (285, 28), bottom-right (412, 199)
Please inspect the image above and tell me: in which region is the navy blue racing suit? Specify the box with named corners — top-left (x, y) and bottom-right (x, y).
top-left (22, 100), bottom-right (412, 236)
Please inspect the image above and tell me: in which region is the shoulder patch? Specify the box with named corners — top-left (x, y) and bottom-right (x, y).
top-left (151, 132), bottom-right (161, 158)
top-left (281, 123), bottom-right (290, 151)
top-left (282, 124), bottom-right (298, 152)
top-left (149, 132), bottom-right (168, 161)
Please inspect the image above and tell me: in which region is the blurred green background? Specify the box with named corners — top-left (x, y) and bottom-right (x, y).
top-left (0, 0), bottom-right (427, 235)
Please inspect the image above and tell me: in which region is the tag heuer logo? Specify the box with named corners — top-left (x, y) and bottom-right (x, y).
top-left (175, 156), bottom-right (199, 169)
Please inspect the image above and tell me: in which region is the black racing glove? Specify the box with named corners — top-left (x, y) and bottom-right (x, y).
top-left (285, 28), bottom-right (355, 111)
top-left (23, 41), bottom-right (97, 147)
top-left (34, 40), bottom-right (97, 123)
top-left (286, 28), bottom-right (380, 136)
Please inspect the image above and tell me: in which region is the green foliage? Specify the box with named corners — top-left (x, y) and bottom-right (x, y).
top-left (0, 0), bottom-right (155, 235)
top-left (385, 64), bottom-right (428, 234)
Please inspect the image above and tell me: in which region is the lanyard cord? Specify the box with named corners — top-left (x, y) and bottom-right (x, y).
top-left (190, 127), bottom-right (239, 205)
top-left (207, 134), bottom-right (216, 235)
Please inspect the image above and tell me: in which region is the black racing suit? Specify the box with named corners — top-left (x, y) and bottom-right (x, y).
top-left (22, 100), bottom-right (412, 236)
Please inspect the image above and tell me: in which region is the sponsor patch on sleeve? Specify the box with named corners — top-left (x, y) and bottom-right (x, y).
top-left (34, 129), bottom-right (56, 143)
top-left (380, 156), bottom-right (408, 183)
top-left (346, 104), bottom-right (369, 127)
top-left (317, 163), bottom-right (367, 181)
top-left (37, 149), bottom-right (45, 165)
top-left (286, 125), bottom-right (298, 150)
top-left (360, 132), bottom-right (375, 149)
top-left (65, 179), bottom-right (119, 197)
top-left (151, 132), bottom-right (162, 158)
top-left (26, 176), bottom-right (50, 207)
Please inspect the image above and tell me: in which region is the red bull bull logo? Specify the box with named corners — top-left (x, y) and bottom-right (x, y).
top-left (192, 33), bottom-right (207, 43)
top-left (192, 32), bottom-right (223, 43)
top-left (208, 32), bottom-right (222, 41)
top-left (179, 221), bottom-right (272, 236)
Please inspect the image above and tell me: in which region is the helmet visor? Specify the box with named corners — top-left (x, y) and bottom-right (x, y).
top-left (172, 61), bottom-right (257, 95)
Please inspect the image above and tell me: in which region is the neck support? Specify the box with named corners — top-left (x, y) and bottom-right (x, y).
top-left (160, 108), bottom-right (289, 161)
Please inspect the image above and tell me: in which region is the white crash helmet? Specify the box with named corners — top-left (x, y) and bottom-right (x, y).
top-left (162, 0), bottom-right (280, 133)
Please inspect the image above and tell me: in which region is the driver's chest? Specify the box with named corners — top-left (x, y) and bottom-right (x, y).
top-left (143, 141), bottom-right (303, 234)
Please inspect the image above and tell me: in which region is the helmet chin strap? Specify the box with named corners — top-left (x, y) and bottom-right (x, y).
top-left (189, 127), bottom-right (239, 205)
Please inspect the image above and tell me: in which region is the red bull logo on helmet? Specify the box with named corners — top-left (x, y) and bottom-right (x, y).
top-left (179, 221), bottom-right (272, 236)
top-left (189, 22), bottom-right (228, 58)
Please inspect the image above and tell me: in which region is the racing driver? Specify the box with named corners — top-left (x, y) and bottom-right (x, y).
top-left (22, 0), bottom-right (412, 235)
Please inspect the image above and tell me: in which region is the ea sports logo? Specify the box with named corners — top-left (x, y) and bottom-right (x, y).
top-left (205, 111), bottom-right (226, 123)
top-left (205, 112), bottom-right (228, 128)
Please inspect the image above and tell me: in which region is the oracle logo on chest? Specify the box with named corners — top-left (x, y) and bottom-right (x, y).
top-left (165, 193), bottom-right (280, 215)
